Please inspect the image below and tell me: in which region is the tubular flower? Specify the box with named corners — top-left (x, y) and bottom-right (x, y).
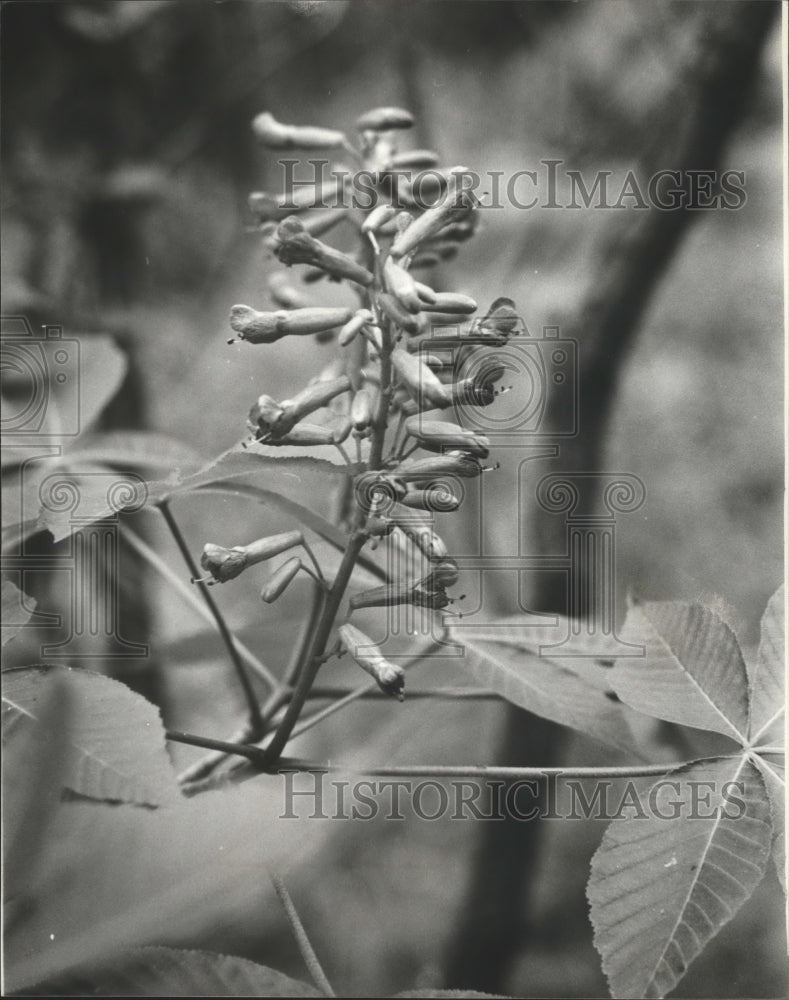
top-left (252, 112), bottom-right (346, 150)
top-left (199, 531), bottom-right (303, 584)
top-left (390, 347), bottom-right (452, 408)
top-left (393, 452), bottom-right (486, 483)
top-left (274, 217), bottom-right (374, 286)
top-left (230, 305), bottom-right (352, 345)
top-left (338, 623), bottom-right (405, 701)
top-left (390, 171), bottom-right (478, 260)
top-left (404, 417), bottom-right (490, 458)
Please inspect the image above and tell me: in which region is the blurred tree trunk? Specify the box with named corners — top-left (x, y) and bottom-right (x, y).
top-left (444, 2), bottom-right (778, 991)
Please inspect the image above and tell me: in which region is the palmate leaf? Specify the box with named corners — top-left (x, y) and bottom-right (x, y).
top-left (24, 946), bottom-right (322, 998)
top-left (748, 584), bottom-right (785, 746)
top-left (2, 665), bottom-right (181, 807)
top-left (35, 441), bottom-right (358, 545)
top-left (587, 756), bottom-right (772, 999)
top-left (752, 754), bottom-right (786, 893)
top-left (450, 626), bottom-right (643, 755)
top-left (610, 602), bottom-right (750, 744)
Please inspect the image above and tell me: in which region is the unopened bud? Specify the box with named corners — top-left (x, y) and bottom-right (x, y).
top-left (339, 310), bottom-right (373, 346)
top-left (384, 257), bottom-right (422, 314)
top-left (268, 273), bottom-right (309, 310)
top-left (423, 293), bottom-right (477, 315)
top-left (390, 172), bottom-right (477, 260)
top-left (261, 557), bottom-right (302, 603)
top-left (270, 424), bottom-right (337, 446)
top-left (356, 107), bottom-right (414, 132)
top-left (414, 281), bottom-right (438, 305)
top-left (401, 486), bottom-right (461, 513)
top-left (394, 452), bottom-right (485, 482)
top-left (377, 293), bottom-right (421, 334)
top-left (391, 347), bottom-right (452, 408)
top-left (351, 388), bottom-right (376, 431)
top-left (388, 150), bottom-right (441, 171)
top-left (338, 623), bottom-right (405, 700)
top-left (252, 111), bottom-right (346, 150)
top-left (428, 557), bottom-right (460, 588)
top-left (362, 204), bottom-right (398, 235)
top-left (405, 417), bottom-right (490, 458)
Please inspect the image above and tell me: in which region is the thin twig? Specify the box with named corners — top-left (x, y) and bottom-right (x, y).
top-left (270, 873), bottom-right (335, 997)
top-left (158, 500), bottom-right (264, 735)
top-left (306, 685), bottom-right (503, 701)
top-left (165, 731), bottom-right (727, 782)
top-left (121, 524), bottom-right (278, 690)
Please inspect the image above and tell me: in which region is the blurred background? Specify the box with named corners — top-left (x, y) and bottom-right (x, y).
top-left (1, 2), bottom-right (784, 997)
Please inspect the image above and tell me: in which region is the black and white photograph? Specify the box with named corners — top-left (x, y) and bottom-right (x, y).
top-left (1, 2), bottom-right (786, 997)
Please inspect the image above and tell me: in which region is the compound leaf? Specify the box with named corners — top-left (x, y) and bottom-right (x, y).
top-left (588, 755), bottom-right (772, 999)
top-left (451, 629), bottom-right (642, 754)
top-left (2, 665), bottom-right (180, 807)
top-left (611, 602), bottom-right (750, 743)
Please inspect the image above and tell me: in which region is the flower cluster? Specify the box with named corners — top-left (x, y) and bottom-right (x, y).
top-left (202, 106), bottom-right (521, 699)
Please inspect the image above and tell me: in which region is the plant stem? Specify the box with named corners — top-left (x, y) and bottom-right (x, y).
top-left (306, 685), bottom-right (503, 701)
top-left (258, 313), bottom-right (395, 766)
top-left (165, 730), bottom-right (729, 781)
top-left (270, 873), bottom-right (335, 997)
top-left (158, 500), bottom-right (264, 735)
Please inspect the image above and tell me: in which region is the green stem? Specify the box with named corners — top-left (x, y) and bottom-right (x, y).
top-left (158, 500), bottom-right (264, 736)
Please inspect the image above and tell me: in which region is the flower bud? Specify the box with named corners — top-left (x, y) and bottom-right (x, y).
top-left (401, 487), bottom-right (461, 513)
top-left (404, 417), bottom-right (490, 458)
top-left (339, 310), bottom-right (372, 346)
top-left (351, 388), bottom-right (376, 431)
top-left (377, 293), bottom-right (421, 334)
top-left (428, 557), bottom-right (460, 588)
top-left (423, 293), bottom-right (477, 315)
top-left (387, 150), bottom-right (441, 171)
top-left (354, 471), bottom-right (408, 513)
top-left (383, 257), bottom-right (422, 314)
top-left (252, 111), bottom-right (346, 150)
top-left (279, 375), bottom-right (352, 428)
top-left (362, 204), bottom-right (398, 235)
top-left (275, 217), bottom-right (374, 286)
top-left (356, 107), bottom-right (414, 132)
top-left (245, 531), bottom-right (304, 562)
top-left (394, 452), bottom-right (485, 482)
top-left (391, 347), bottom-right (452, 408)
top-left (395, 522), bottom-right (449, 562)
top-left (414, 281), bottom-right (438, 305)
top-left (261, 557), bottom-right (302, 603)
top-left (230, 305), bottom-right (352, 344)
top-left (390, 172), bottom-right (478, 260)
top-left (270, 424), bottom-right (338, 446)
top-left (268, 273), bottom-right (309, 310)
top-left (338, 623), bottom-right (405, 701)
